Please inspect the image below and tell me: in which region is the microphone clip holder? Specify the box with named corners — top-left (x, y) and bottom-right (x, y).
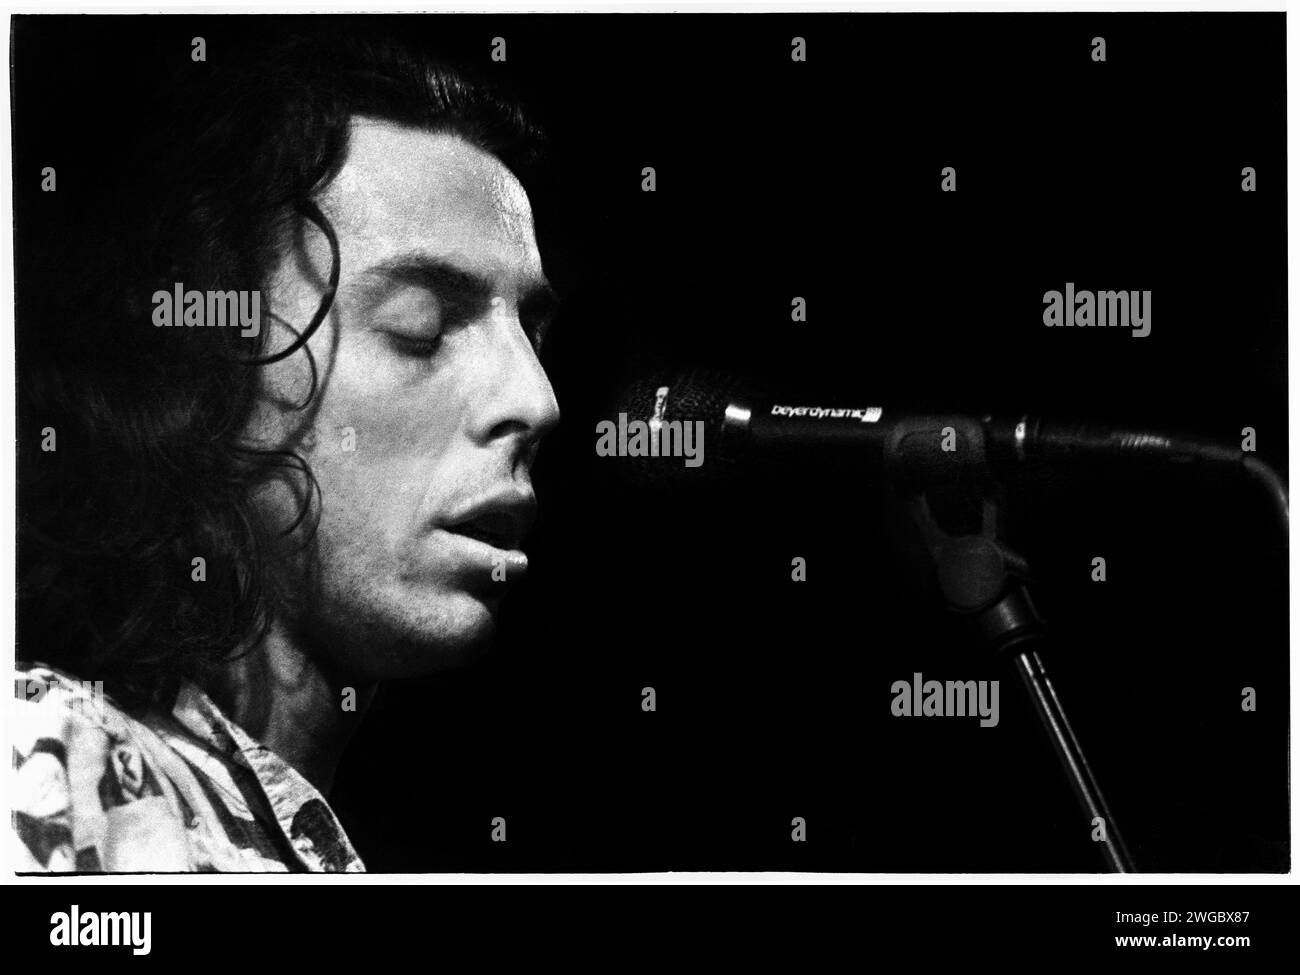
top-left (898, 424), bottom-right (1136, 872)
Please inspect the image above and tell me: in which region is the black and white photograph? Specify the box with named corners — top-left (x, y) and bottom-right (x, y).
top-left (5, 2), bottom-right (1291, 912)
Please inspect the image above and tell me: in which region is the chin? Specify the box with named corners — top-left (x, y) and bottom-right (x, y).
top-left (312, 585), bottom-right (504, 682)
top-left (412, 592), bottom-right (500, 671)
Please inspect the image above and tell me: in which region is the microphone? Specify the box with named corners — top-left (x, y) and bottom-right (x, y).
top-left (613, 368), bottom-right (1287, 526)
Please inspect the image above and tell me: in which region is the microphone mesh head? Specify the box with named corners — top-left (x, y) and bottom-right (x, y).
top-left (610, 368), bottom-right (751, 487)
top-left (616, 367), bottom-right (745, 427)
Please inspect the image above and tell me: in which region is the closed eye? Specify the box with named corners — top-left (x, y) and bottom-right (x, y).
top-left (386, 332), bottom-right (443, 358)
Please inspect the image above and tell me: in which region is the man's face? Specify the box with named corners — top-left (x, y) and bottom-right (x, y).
top-left (248, 119), bottom-right (560, 681)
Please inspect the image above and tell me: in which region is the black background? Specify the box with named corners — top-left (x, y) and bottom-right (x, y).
top-left (12, 12), bottom-right (1288, 872)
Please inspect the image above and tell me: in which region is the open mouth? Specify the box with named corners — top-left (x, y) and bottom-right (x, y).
top-left (446, 511), bottom-right (523, 550)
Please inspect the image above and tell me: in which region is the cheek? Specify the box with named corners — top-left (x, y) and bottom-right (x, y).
top-left (305, 448), bottom-right (425, 569)
top-left (319, 367), bottom-right (461, 463)
top-left (318, 329), bottom-right (470, 459)
top-left (246, 320), bottom-right (473, 544)
top-left (303, 373), bottom-right (464, 543)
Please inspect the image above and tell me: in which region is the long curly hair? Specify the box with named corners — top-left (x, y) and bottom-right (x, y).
top-left (16, 27), bottom-right (544, 710)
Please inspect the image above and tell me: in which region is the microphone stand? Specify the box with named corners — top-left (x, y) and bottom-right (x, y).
top-left (714, 388), bottom-right (1285, 870)
top-left (889, 418), bottom-right (1135, 872)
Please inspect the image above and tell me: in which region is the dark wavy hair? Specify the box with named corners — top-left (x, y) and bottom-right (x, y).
top-left (17, 28), bottom-right (545, 710)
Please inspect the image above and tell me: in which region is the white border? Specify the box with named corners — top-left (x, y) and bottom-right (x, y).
top-left (0, 0), bottom-right (1294, 886)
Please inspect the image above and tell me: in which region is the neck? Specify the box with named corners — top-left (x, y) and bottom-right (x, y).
top-left (208, 619), bottom-right (375, 796)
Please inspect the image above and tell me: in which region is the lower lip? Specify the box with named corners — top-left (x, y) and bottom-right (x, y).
top-left (440, 529), bottom-right (529, 579)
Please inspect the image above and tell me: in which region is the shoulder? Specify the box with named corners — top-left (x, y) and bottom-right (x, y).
top-left (11, 663), bottom-right (184, 872)
top-left (13, 662), bottom-right (139, 751)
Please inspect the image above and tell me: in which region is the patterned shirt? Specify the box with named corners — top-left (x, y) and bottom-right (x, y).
top-left (11, 663), bottom-right (364, 873)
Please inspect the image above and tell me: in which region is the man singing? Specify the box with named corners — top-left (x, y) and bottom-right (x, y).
top-left (14, 28), bottom-right (560, 871)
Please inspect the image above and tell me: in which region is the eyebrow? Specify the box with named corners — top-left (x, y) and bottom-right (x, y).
top-left (357, 253), bottom-right (559, 346)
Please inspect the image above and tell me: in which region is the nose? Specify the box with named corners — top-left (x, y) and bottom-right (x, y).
top-left (468, 307), bottom-right (561, 457)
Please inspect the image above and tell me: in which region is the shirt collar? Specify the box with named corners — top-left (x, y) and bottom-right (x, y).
top-left (170, 680), bottom-right (364, 872)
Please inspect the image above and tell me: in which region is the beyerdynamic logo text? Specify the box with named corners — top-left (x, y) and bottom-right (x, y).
top-left (770, 404), bottom-right (883, 422)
